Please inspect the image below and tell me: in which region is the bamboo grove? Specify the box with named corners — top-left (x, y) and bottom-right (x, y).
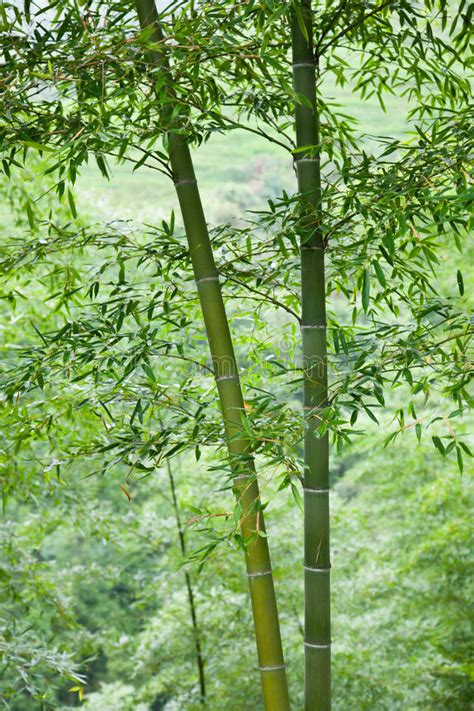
top-left (0, 1), bottom-right (472, 709)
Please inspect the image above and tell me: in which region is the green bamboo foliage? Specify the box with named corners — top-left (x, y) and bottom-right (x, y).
top-left (134, 2), bottom-right (290, 707)
top-left (291, 3), bottom-right (331, 710)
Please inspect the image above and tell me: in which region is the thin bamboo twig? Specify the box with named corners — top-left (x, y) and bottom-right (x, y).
top-left (165, 456), bottom-right (206, 703)
top-left (318, 0), bottom-right (394, 55)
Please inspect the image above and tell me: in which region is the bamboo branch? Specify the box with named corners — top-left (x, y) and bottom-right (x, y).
top-left (315, 0), bottom-right (349, 51)
top-left (164, 456), bottom-right (206, 703)
top-left (318, 0), bottom-right (394, 56)
top-left (224, 275), bottom-right (301, 323)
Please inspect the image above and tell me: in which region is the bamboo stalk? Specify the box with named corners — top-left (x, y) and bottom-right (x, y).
top-left (291, 3), bottom-right (331, 710)
top-left (134, 2), bottom-right (290, 707)
top-left (165, 456), bottom-right (206, 703)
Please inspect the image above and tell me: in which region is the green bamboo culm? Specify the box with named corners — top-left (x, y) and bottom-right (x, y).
top-left (291, 2), bottom-right (331, 710)
top-left (134, 2), bottom-right (290, 708)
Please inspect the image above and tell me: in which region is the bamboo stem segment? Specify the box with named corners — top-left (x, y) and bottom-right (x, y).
top-left (291, 3), bottom-right (331, 710)
top-left (134, 2), bottom-right (290, 708)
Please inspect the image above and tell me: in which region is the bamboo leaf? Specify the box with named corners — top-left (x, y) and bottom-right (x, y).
top-left (95, 154), bottom-right (110, 179)
top-left (21, 140), bottom-right (53, 153)
top-left (362, 268), bottom-right (370, 312)
top-left (142, 363), bottom-right (156, 382)
top-left (373, 260), bottom-right (387, 288)
top-left (67, 189), bottom-right (77, 218)
top-left (458, 441), bottom-right (472, 457)
top-left (293, 3), bottom-right (309, 43)
top-left (25, 200), bottom-right (35, 229)
top-left (432, 436), bottom-right (445, 455)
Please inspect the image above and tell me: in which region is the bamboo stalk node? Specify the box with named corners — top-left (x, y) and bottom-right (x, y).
top-left (304, 642), bottom-right (331, 649)
top-left (233, 473), bottom-right (253, 481)
top-left (174, 178), bottom-right (197, 186)
top-left (304, 488), bottom-right (329, 494)
top-left (296, 157), bottom-right (320, 163)
top-left (301, 324), bottom-right (326, 329)
top-left (303, 405), bottom-right (326, 411)
top-left (247, 570), bottom-right (272, 578)
top-left (304, 565), bottom-right (330, 573)
top-left (195, 276), bottom-right (219, 285)
top-left (215, 374), bottom-right (239, 382)
top-left (292, 62), bottom-right (315, 69)
top-left (259, 664), bottom-right (287, 672)
top-left (301, 245), bottom-right (325, 251)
